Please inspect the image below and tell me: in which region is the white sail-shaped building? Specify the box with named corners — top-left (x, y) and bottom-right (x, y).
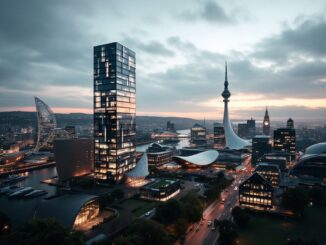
top-left (222, 63), bottom-right (251, 150)
top-left (34, 97), bottom-right (57, 152)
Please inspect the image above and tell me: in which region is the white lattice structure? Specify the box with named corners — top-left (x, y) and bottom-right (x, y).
top-left (34, 97), bottom-right (57, 152)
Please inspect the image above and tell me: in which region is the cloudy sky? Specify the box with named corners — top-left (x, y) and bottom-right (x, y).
top-left (0, 0), bottom-right (325, 121)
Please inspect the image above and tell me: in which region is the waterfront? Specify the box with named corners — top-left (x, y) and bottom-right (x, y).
top-left (0, 129), bottom-right (190, 228)
top-left (0, 166), bottom-right (58, 227)
top-left (136, 129), bottom-right (190, 152)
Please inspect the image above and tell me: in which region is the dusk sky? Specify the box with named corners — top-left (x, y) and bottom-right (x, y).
top-left (0, 0), bottom-right (325, 121)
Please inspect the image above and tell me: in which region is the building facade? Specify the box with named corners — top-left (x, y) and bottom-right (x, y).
top-left (252, 135), bottom-right (272, 165)
top-left (273, 128), bottom-right (296, 161)
top-left (93, 42), bottom-right (136, 183)
top-left (140, 179), bottom-right (180, 201)
top-left (146, 143), bottom-right (174, 167)
top-left (239, 173), bottom-right (274, 210)
top-left (191, 124), bottom-right (207, 146)
top-left (255, 163), bottom-right (281, 187)
top-left (213, 123), bottom-right (225, 149)
top-left (53, 138), bottom-right (94, 181)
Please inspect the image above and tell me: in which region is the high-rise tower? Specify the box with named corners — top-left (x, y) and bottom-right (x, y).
top-left (93, 42), bottom-right (136, 183)
top-left (221, 62), bottom-right (250, 149)
top-left (262, 107), bottom-right (270, 135)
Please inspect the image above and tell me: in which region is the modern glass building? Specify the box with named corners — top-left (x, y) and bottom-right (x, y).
top-left (273, 128), bottom-right (296, 161)
top-left (93, 42), bottom-right (136, 183)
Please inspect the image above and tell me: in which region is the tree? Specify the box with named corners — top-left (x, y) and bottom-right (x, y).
top-left (282, 188), bottom-right (309, 216)
top-left (6, 219), bottom-right (84, 245)
top-left (115, 220), bottom-right (170, 245)
top-left (287, 238), bottom-right (319, 245)
top-left (308, 187), bottom-right (325, 205)
top-left (218, 220), bottom-right (238, 245)
top-left (111, 188), bottom-right (125, 200)
top-left (99, 193), bottom-right (115, 209)
top-left (155, 199), bottom-right (184, 224)
top-left (0, 212), bottom-right (11, 237)
top-left (174, 218), bottom-right (188, 238)
top-left (231, 206), bottom-right (251, 227)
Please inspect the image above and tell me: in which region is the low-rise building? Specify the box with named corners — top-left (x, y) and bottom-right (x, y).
top-left (146, 143), bottom-right (174, 167)
top-left (239, 173), bottom-right (274, 210)
top-left (140, 178), bottom-right (180, 201)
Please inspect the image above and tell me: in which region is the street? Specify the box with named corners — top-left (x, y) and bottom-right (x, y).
top-left (184, 157), bottom-right (253, 245)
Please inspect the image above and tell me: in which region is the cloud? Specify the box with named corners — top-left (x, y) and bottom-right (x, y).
top-left (178, 1), bottom-right (234, 24)
top-left (254, 17), bottom-right (326, 63)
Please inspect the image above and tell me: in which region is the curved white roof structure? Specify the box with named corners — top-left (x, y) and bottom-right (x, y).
top-left (221, 63), bottom-right (251, 150)
top-left (34, 97), bottom-right (57, 152)
top-left (127, 153), bottom-right (149, 178)
top-left (173, 150), bottom-right (219, 167)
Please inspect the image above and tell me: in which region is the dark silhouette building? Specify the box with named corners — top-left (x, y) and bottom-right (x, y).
top-left (273, 128), bottom-right (296, 160)
top-left (262, 107), bottom-right (270, 136)
top-left (287, 118), bottom-right (294, 129)
top-left (252, 135), bottom-right (272, 165)
top-left (213, 123), bottom-right (225, 149)
top-left (166, 121), bottom-right (175, 131)
top-left (93, 42), bottom-right (136, 183)
top-left (53, 138), bottom-right (93, 181)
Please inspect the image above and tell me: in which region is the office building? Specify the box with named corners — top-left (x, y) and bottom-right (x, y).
top-left (191, 124), bottom-right (207, 146)
top-left (260, 152), bottom-right (288, 171)
top-left (273, 128), bottom-right (296, 160)
top-left (239, 173), bottom-right (274, 210)
top-left (262, 107), bottom-right (270, 136)
top-left (255, 163), bottom-right (281, 187)
top-left (238, 118), bottom-right (256, 139)
top-left (252, 135), bottom-right (272, 165)
top-left (93, 42), bottom-right (136, 183)
top-left (213, 123), bottom-right (225, 149)
top-left (54, 138), bottom-right (94, 181)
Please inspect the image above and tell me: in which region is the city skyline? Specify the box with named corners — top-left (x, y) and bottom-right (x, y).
top-left (0, 0), bottom-right (326, 121)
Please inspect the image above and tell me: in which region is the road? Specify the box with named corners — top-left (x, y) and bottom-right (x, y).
top-left (184, 157), bottom-right (253, 245)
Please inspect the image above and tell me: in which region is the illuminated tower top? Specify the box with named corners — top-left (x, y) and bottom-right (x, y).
top-left (263, 107), bottom-right (271, 135)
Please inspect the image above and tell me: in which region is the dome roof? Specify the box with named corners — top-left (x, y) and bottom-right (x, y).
top-left (305, 142), bottom-right (326, 155)
top-left (173, 150), bottom-right (219, 166)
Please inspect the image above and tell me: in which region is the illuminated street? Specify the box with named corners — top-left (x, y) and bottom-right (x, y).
top-left (184, 157), bottom-right (253, 245)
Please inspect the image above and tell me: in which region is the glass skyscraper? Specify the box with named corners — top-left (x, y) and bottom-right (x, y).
top-left (93, 42), bottom-right (136, 183)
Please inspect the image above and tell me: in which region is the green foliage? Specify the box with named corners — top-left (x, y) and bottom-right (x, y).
top-left (111, 188), bottom-right (125, 200)
top-left (282, 188), bottom-right (309, 216)
top-left (6, 219), bottom-right (84, 245)
top-left (204, 174), bottom-right (232, 202)
top-left (308, 187), bottom-right (325, 205)
top-left (174, 218), bottom-right (188, 238)
top-left (155, 199), bottom-right (184, 224)
top-left (99, 193), bottom-right (115, 209)
top-left (231, 206), bottom-right (251, 227)
top-left (218, 219), bottom-right (238, 245)
top-left (287, 238), bottom-right (319, 245)
top-left (115, 220), bottom-right (170, 245)
top-left (0, 212), bottom-right (11, 237)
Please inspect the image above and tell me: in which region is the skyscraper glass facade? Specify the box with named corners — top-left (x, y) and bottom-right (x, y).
top-left (93, 42), bottom-right (136, 183)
